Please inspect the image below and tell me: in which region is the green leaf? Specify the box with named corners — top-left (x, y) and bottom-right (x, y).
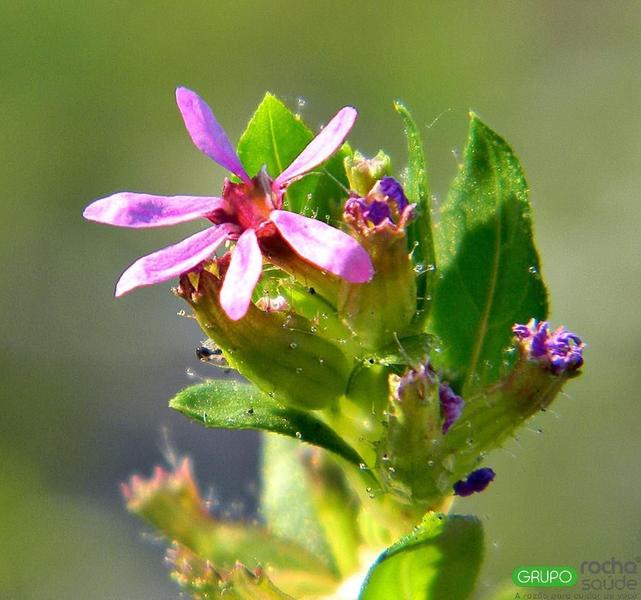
top-left (261, 437), bottom-right (362, 585)
top-left (430, 114), bottom-right (548, 395)
top-left (394, 102), bottom-right (436, 324)
top-left (260, 434), bottom-right (336, 574)
top-left (236, 93), bottom-right (351, 221)
top-left (375, 333), bottom-right (437, 368)
top-left (300, 451), bottom-right (362, 578)
top-left (170, 380), bottom-right (366, 468)
top-left (359, 513), bottom-right (483, 600)
top-left (236, 93), bottom-right (310, 181)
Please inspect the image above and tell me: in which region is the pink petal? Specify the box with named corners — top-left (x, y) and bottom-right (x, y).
top-left (220, 229), bottom-right (263, 321)
top-left (176, 87), bottom-right (250, 182)
top-left (83, 193), bottom-right (224, 228)
top-left (270, 210), bottom-right (373, 283)
top-left (273, 106), bottom-right (357, 188)
top-left (115, 224), bottom-right (236, 296)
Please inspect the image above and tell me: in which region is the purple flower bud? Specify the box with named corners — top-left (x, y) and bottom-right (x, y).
top-left (343, 177), bottom-right (415, 236)
top-left (512, 323), bottom-right (531, 339)
top-left (396, 361), bottom-right (437, 400)
top-left (453, 467), bottom-right (496, 497)
top-left (530, 321), bottom-right (549, 359)
top-left (512, 319), bottom-right (585, 375)
top-left (379, 176), bottom-right (409, 211)
top-left (439, 383), bottom-right (465, 433)
top-left (345, 197), bottom-right (392, 226)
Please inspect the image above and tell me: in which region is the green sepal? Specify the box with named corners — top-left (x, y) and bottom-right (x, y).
top-left (258, 265), bottom-right (352, 342)
top-left (237, 93), bottom-right (351, 221)
top-left (169, 545), bottom-right (296, 600)
top-left (359, 512), bottom-right (483, 600)
top-left (344, 149), bottom-right (391, 196)
top-left (338, 227), bottom-right (417, 351)
top-left (430, 113), bottom-right (548, 395)
top-left (394, 101), bottom-right (436, 325)
top-left (427, 355), bottom-right (569, 492)
top-left (377, 368), bottom-right (443, 503)
top-left (177, 270), bottom-right (351, 409)
top-left (223, 564), bottom-right (297, 600)
top-left (170, 380), bottom-right (367, 468)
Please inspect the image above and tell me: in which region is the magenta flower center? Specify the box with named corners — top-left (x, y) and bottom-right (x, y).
top-left (212, 170), bottom-right (280, 233)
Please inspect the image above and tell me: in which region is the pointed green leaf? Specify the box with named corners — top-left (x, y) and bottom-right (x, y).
top-left (303, 453), bottom-right (362, 578)
top-left (430, 114), bottom-right (548, 394)
top-left (394, 102), bottom-right (436, 324)
top-left (236, 93), bottom-right (351, 220)
top-left (376, 333), bottom-right (437, 368)
top-left (237, 93), bottom-right (310, 180)
top-left (260, 435), bottom-right (336, 574)
top-left (359, 513), bottom-right (483, 600)
top-left (170, 380), bottom-right (365, 467)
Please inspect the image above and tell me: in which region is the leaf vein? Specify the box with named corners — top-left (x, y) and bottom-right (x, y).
top-left (464, 159), bottom-right (502, 394)
top-left (267, 102), bottom-right (284, 174)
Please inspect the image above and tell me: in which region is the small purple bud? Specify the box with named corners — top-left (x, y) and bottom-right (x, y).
top-left (453, 467), bottom-right (496, 497)
top-left (512, 323), bottom-right (531, 340)
top-left (396, 361), bottom-right (437, 399)
top-left (512, 319), bottom-right (584, 375)
top-left (547, 328), bottom-right (584, 374)
top-left (345, 197), bottom-right (393, 226)
top-left (530, 321), bottom-right (549, 359)
top-left (439, 383), bottom-right (465, 433)
top-left (379, 176), bottom-right (409, 211)
top-left (344, 178), bottom-right (414, 236)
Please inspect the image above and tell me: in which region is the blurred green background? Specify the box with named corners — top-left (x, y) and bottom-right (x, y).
top-left (2, 1), bottom-right (639, 598)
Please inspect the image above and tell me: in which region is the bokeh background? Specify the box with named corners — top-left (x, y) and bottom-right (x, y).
top-left (2, 1), bottom-right (640, 598)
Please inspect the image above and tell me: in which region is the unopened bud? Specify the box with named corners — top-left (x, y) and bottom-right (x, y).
top-left (344, 150), bottom-right (391, 197)
top-left (453, 468), bottom-right (495, 497)
top-left (339, 177), bottom-right (417, 350)
top-left (378, 362), bottom-right (444, 503)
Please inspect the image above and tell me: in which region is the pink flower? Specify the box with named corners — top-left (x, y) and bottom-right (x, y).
top-left (84, 87), bottom-right (374, 320)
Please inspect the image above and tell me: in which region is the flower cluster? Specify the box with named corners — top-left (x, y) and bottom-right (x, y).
top-left (513, 319), bottom-right (584, 375)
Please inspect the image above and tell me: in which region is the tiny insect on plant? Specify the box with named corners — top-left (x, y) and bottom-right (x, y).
top-left (195, 339), bottom-right (229, 368)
